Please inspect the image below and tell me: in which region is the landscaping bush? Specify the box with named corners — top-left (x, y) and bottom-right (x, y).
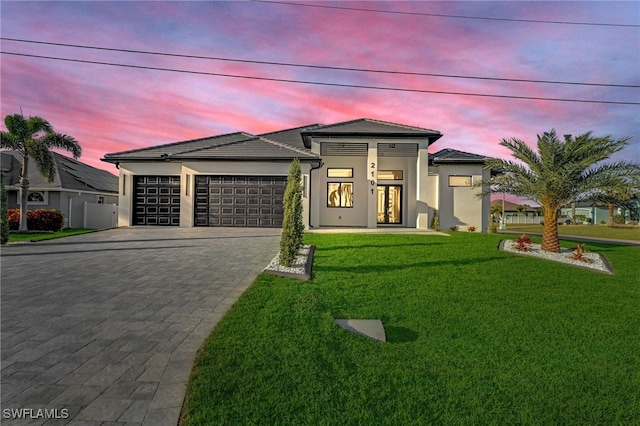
top-left (513, 233), bottom-right (532, 251)
top-left (613, 214), bottom-right (625, 225)
top-left (430, 209), bottom-right (440, 230)
top-left (279, 159), bottom-right (304, 267)
top-left (467, 225), bottom-right (476, 232)
top-left (449, 225), bottom-right (458, 231)
top-left (7, 209), bottom-right (64, 231)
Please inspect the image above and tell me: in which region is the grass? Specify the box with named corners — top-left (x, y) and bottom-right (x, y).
top-left (180, 233), bottom-right (640, 425)
top-left (7, 228), bottom-right (97, 242)
top-left (504, 224), bottom-right (640, 241)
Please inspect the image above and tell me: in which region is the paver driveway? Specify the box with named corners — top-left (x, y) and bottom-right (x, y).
top-left (1, 227), bottom-right (281, 425)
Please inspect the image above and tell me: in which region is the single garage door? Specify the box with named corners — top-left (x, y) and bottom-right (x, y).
top-left (134, 176), bottom-right (181, 226)
top-left (194, 175), bottom-right (286, 227)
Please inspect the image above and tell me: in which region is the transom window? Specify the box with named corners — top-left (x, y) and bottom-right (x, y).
top-left (378, 170), bottom-right (403, 180)
top-left (327, 182), bottom-right (353, 207)
top-left (327, 168), bottom-right (353, 178)
top-left (27, 192), bottom-right (45, 202)
top-left (449, 175), bottom-right (472, 187)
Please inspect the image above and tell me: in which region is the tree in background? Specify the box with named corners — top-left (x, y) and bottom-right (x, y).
top-left (279, 159), bottom-right (304, 267)
top-left (1, 175), bottom-right (9, 244)
top-left (0, 114), bottom-right (81, 231)
top-left (516, 204), bottom-right (527, 216)
top-left (478, 130), bottom-right (639, 252)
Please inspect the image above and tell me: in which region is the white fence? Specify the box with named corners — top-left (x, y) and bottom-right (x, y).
top-left (83, 202), bottom-right (118, 229)
top-left (503, 215), bottom-right (543, 224)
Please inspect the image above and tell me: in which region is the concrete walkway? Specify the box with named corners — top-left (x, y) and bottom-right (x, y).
top-left (1, 227), bottom-right (281, 425)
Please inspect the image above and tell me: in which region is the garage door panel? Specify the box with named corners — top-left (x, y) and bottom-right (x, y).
top-left (195, 175), bottom-right (286, 227)
top-left (134, 176), bottom-right (181, 226)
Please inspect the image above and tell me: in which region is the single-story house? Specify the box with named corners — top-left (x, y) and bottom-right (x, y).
top-left (102, 118), bottom-right (491, 231)
top-left (560, 198), bottom-right (640, 224)
top-left (490, 199), bottom-right (540, 217)
top-left (1, 151), bottom-right (119, 228)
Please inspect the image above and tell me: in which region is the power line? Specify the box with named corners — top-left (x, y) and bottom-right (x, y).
top-left (2, 37), bottom-right (637, 89)
top-left (254, 0), bottom-right (640, 28)
top-left (2, 51), bottom-right (638, 106)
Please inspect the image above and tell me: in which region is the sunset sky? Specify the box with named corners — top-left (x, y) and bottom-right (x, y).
top-left (1, 1), bottom-right (638, 183)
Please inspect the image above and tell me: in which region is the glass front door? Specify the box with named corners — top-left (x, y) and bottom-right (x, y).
top-left (377, 185), bottom-right (402, 224)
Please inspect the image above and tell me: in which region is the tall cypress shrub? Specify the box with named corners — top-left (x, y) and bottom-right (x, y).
top-left (279, 159), bottom-right (304, 267)
top-left (1, 175), bottom-right (9, 244)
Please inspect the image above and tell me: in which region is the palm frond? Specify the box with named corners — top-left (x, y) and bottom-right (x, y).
top-left (25, 140), bottom-right (57, 183)
top-left (41, 133), bottom-right (82, 158)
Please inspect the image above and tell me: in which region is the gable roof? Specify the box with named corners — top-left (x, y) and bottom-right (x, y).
top-left (170, 136), bottom-right (320, 160)
top-left (301, 118), bottom-right (443, 147)
top-left (102, 129), bottom-right (320, 163)
top-left (429, 148), bottom-right (487, 164)
top-left (1, 151), bottom-right (118, 193)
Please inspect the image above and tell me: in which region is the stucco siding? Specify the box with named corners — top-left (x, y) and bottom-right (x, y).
top-left (317, 155), bottom-right (368, 227)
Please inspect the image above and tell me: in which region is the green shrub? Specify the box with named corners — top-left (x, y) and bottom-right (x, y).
top-left (279, 159), bottom-right (304, 267)
top-left (430, 209), bottom-right (440, 230)
top-left (7, 208), bottom-right (64, 231)
top-left (613, 214), bottom-right (625, 225)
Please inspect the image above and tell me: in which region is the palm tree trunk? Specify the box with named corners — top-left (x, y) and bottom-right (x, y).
top-left (608, 203), bottom-right (614, 226)
top-left (541, 207), bottom-right (561, 253)
top-left (19, 156), bottom-right (29, 231)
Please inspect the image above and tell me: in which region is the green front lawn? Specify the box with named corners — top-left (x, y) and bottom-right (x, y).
top-left (7, 228), bottom-right (96, 242)
top-left (181, 233), bottom-right (639, 425)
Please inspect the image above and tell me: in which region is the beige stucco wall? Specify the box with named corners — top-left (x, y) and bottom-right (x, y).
top-left (434, 164), bottom-right (487, 231)
top-left (316, 155), bottom-right (368, 227)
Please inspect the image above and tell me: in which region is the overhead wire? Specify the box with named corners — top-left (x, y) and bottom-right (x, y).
top-left (1, 37), bottom-right (637, 89)
top-left (2, 51), bottom-right (638, 105)
top-left (253, 0), bottom-right (640, 28)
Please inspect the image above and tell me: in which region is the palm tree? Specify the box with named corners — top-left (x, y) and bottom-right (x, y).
top-left (591, 180), bottom-right (639, 226)
top-left (478, 130), bottom-right (639, 252)
top-left (0, 113), bottom-right (81, 231)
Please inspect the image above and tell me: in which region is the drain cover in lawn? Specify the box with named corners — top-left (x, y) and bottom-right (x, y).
top-left (335, 319), bottom-right (386, 342)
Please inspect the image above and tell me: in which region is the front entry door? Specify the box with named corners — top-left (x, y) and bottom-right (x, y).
top-left (377, 185), bottom-right (402, 224)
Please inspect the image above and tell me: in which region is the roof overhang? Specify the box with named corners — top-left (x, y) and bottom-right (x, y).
top-left (301, 132), bottom-right (442, 148)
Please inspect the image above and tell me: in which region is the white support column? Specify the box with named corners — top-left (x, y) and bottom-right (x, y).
top-left (416, 142), bottom-right (429, 229)
top-left (367, 142), bottom-right (378, 228)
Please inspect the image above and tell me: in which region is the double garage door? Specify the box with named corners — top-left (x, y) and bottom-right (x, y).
top-left (134, 175), bottom-right (286, 227)
top-left (195, 175), bottom-right (286, 227)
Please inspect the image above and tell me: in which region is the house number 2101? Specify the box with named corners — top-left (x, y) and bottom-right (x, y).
top-left (370, 161), bottom-right (376, 193)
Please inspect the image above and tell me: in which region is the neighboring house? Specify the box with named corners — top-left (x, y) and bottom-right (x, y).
top-left (1, 151), bottom-right (119, 228)
top-left (490, 199), bottom-right (539, 218)
top-left (560, 198), bottom-right (640, 224)
top-left (102, 118), bottom-right (491, 231)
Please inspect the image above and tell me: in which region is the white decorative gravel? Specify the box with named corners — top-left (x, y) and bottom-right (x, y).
top-left (264, 245), bottom-right (312, 275)
top-left (500, 240), bottom-right (613, 274)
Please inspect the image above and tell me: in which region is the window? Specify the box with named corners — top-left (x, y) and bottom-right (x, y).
top-left (27, 192), bottom-right (45, 202)
top-left (378, 170), bottom-right (403, 180)
top-left (19, 191), bottom-right (48, 206)
top-left (327, 182), bottom-right (353, 207)
top-left (327, 168), bottom-right (353, 178)
top-left (449, 175), bottom-right (472, 187)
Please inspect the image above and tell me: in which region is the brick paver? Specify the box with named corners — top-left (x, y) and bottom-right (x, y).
top-left (1, 227), bottom-right (280, 425)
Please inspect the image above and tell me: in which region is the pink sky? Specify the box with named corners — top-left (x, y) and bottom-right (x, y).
top-left (1, 1), bottom-right (638, 202)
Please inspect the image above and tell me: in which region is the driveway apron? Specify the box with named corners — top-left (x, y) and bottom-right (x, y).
top-left (1, 227), bottom-right (281, 425)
